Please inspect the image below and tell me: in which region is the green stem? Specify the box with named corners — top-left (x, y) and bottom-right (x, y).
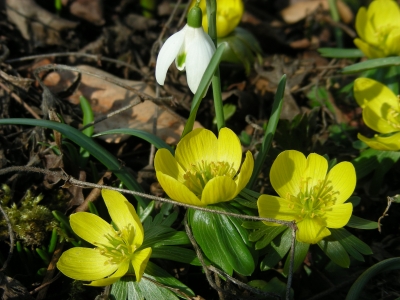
top-left (206, 0), bottom-right (225, 131)
top-left (328, 0), bottom-right (343, 48)
top-left (247, 75), bottom-right (286, 189)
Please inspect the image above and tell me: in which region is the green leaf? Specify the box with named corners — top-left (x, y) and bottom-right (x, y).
top-left (242, 221), bottom-right (267, 230)
top-left (260, 228), bottom-right (292, 271)
top-left (331, 228), bottom-right (373, 257)
top-left (342, 56), bottom-right (400, 74)
top-left (239, 130), bottom-right (252, 146)
top-left (189, 207), bottom-right (255, 276)
top-left (284, 239), bottom-right (309, 274)
top-left (318, 48), bottom-right (364, 58)
top-left (247, 74), bottom-right (286, 188)
top-left (306, 86), bottom-right (335, 113)
top-left (93, 128), bottom-right (174, 155)
top-left (151, 246), bottom-right (201, 266)
top-left (255, 226), bottom-right (288, 250)
top-left (346, 196), bottom-right (361, 207)
top-left (347, 215), bottom-right (379, 230)
top-left (79, 95), bottom-right (94, 137)
top-left (148, 231), bottom-right (190, 248)
top-left (0, 119), bottom-right (148, 210)
top-left (317, 237), bottom-right (350, 268)
top-left (346, 258), bottom-right (400, 300)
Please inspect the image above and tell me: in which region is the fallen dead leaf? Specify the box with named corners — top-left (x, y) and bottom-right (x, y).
top-left (42, 65), bottom-right (201, 144)
top-left (6, 0), bottom-right (78, 47)
top-left (281, 0), bottom-right (353, 24)
top-left (70, 0), bottom-right (105, 26)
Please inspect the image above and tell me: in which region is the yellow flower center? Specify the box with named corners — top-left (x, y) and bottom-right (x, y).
top-left (95, 224), bottom-right (136, 266)
top-left (183, 160), bottom-right (237, 197)
top-left (287, 178), bottom-right (338, 222)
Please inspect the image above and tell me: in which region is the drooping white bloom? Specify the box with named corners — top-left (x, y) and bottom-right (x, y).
top-left (155, 24), bottom-right (216, 94)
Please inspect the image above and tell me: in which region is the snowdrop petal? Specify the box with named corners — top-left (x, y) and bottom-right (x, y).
top-left (185, 29), bottom-right (215, 93)
top-left (155, 26), bottom-right (186, 86)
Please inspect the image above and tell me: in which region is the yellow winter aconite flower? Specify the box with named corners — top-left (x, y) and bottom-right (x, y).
top-left (154, 128), bottom-right (254, 206)
top-left (354, 0), bottom-right (400, 58)
top-left (190, 0), bottom-right (244, 37)
top-left (354, 78), bottom-right (400, 150)
top-left (57, 190), bottom-right (152, 286)
top-left (257, 150), bottom-right (356, 244)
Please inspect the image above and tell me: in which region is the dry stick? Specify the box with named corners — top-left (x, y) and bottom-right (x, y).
top-left (6, 52), bottom-right (144, 77)
top-left (0, 204), bottom-right (14, 272)
top-left (0, 81), bottom-right (41, 119)
top-left (0, 166), bottom-right (295, 227)
top-left (0, 166), bottom-right (297, 297)
top-left (378, 196), bottom-right (393, 233)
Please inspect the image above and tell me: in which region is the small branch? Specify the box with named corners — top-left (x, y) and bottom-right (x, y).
top-left (0, 166), bottom-right (296, 227)
top-left (378, 196), bottom-right (393, 233)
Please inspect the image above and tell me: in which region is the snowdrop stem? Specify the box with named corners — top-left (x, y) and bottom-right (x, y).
top-left (206, 0), bottom-right (225, 130)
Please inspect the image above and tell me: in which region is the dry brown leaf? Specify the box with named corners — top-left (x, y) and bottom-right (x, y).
top-left (6, 0), bottom-right (78, 46)
top-left (281, 0), bottom-right (353, 24)
top-left (70, 0), bottom-right (105, 26)
top-left (43, 65), bottom-right (201, 144)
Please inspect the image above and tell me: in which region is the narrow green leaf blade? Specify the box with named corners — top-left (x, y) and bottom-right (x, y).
top-left (93, 128), bottom-right (174, 155)
top-left (347, 215), bottom-right (379, 230)
top-left (342, 57), bottom-right (400, 74)
top-left (318, 48), bottom-right (364, 58)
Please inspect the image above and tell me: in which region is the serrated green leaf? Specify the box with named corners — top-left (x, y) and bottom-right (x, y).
top-left (342, 57), bottom-right (400, 74)
top-left (347, 215), bottom-right (378, 230)
top-left (190, 208), bottom-right (255, 276)
top-left (317, 238), bottom-right (350, 268)
top-left (260, 228), bottom-right (292, 271)
top-left (318, 48), bottom-right (364, 58)
top-left (93, 128), bottom-right (174, 155)
top-left (151, 246), bottom-right (201, 266)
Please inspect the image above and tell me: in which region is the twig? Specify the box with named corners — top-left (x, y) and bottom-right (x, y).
top-left (0, 166), bottom-right (296, 227)
top-left (0, 81), bottom-right (41, 119)
top-left (0, 204), bottom-right (14, 272)
top-left (378, 196), bottom-right (394, 233)
top-left (6, 52), bottom-right (144, 76)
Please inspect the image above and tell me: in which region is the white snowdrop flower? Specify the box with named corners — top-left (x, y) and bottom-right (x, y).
top-left (155, 6), bottom-right (216, 94)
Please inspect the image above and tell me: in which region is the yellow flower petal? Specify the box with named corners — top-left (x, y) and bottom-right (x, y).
top-left (296, 218), bottom-right (331, 244)
top-left (131, 247), bottom-right (152, 282)
top-left (201, 176), bottom-right (237, 205)
top-left (368, 0), bottom-right (400, 29)
top-left (355, 7), bottom-right (372, 43)
top-left (217, 127), bottom-right (242, 172)
top-left (363, 100), bottom-right (399, 134)
top-left (257, 195), bottom-right (299, 225)
top-left (87, 259), bottom-right (130, 286)
top-left (324, 203), bottom-right (353, 228)
top-left (235, 151), bottom-right (254, 194)
top-left (353, 78), bottom-right (397, 108)
top-left (175, 128), bottom-right (218, 171)
top-left (358, 132), bottom-right (400, 151)
top-left (154, 148), bottom-right (185, 182)
top-left (304, 153), bottom-right (328, 190)
top-left (353, 38), bottom-right (384, 59)
top-left (70, 212), bottom-right (114, 246)
top-left (326, 162), bottom-right (356, 205)
top-left (270, 150), bottom-right (306, 198)
top-left (102, 190), bottom-right (144, 247)
top-left (57, 247), bottom-right (118, 281)
top-left (156, 171), bottom-right (204, 206)
top-left (386, 28), bottom-right (400, 56)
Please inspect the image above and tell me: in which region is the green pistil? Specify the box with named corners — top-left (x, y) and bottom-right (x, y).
top-left (95, 226), bottom-right (135, 265)
top-left (289, 178), bottom-right (337, 220)
top-left (183, 160), bottom-right (236, 197)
